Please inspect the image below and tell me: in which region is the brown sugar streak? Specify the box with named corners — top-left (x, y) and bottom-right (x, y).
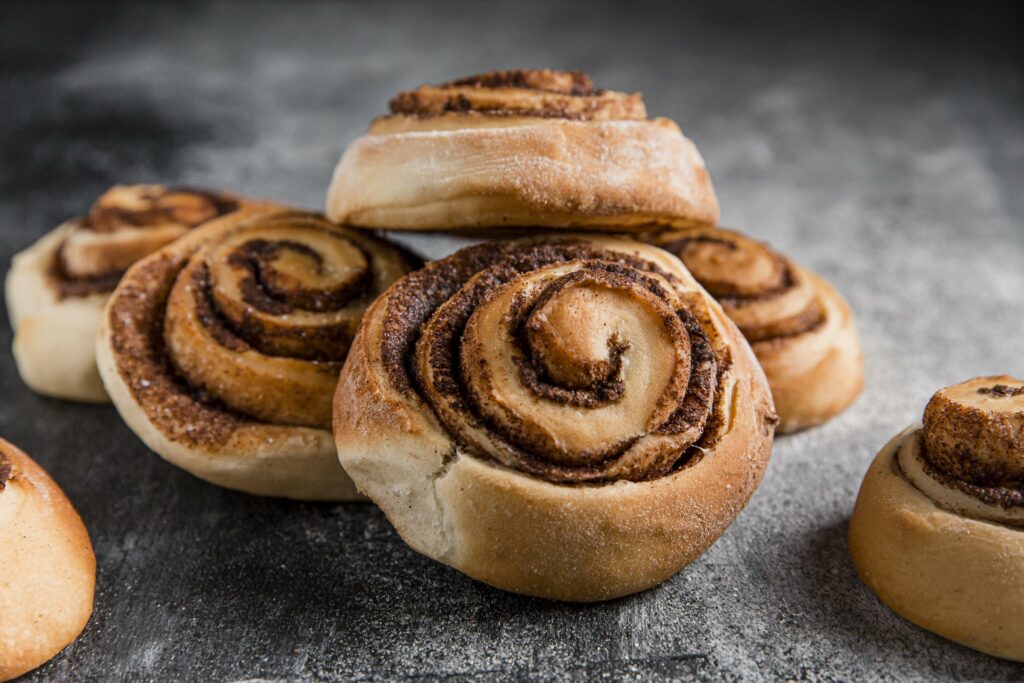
top-left (379, 238), bottom-right (725, 483)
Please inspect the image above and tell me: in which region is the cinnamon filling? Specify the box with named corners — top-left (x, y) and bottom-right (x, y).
top-left (383, 68), bottom-right (646, 122)
top-left (447, 70), bottom-right (597, 95)
top-left (51, 248), bottom-right (126, 298)
top-left (904, 377), bottom-right (1024, 524)
top-left (109, 253), bottom-right (247, 447)
top-left (0, 450), bottom-right (12, 491)
top-left (511, 274), bottom-right (629, 409)
top-left (656, 230), bottom-right (825, 343)
top-left (381, 239), bottom-right (725, 483)
top-left (230, 240), bottom-right (370, 314)
top-left (87, 186), bottom-right (238, 233)
top-left (49, 185), bottom-right (240, 299)
top-left (109, 212), bottom-right (414, 442)
top-left (915, 433), bottom-right (1023, 508)
top-left (979, 385), bottom-right (1024, 398)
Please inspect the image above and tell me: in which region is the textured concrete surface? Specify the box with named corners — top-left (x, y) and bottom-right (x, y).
top-left (2, 2), bottom-right (1022, 681)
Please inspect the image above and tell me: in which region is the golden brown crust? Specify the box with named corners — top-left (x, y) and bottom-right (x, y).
top-left (849, 427), bottom-right (1024, 661)
top-left (334, 235), bottom-right (776, 601)
top-left (385, 69), bottom-right (646, 122)
top-left (5, 185), bottom-right (270, 403)
top-left (327, 70), bottom-right (718, 232)
top-left (60, 184), bottom-right (244, 284)
top-left (97, 210), bottom-right (416, 500)
top-left (643, 227), bottom-right (863, 432)
top-left (898, 428), bottom-right (1023, 526)
top-left (0, 439), bottom-right (95, 681)
top-left (922, 375), bottom-right (1024, 484)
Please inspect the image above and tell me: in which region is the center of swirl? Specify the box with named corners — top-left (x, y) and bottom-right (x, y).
top-left (204, 221), bottom-right (372, 362)
top-left (160, 211), bottom-right (414, 429)
top-left (516, 283), bottom-right (630, 404)
top-left (456, 265), bottom-right (693, 468)
top-left (896, 377), bottom-right (1024, 527)
top-left (390, 241), bottom-right (720, 483)
top-left (228, 238), bottom-right (370, 314)
top-left (922, 376), bottom-right (1024, 486)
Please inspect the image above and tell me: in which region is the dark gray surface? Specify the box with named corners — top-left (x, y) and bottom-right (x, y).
top-left (2, 1), bottom-right (1023, 681)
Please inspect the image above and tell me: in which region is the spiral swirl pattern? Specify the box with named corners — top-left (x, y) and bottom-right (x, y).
top-left (895, 376), bottom-right (1024, 526)
top-left (163, 211), bottom-right (412, 428)
top-left (380, 69), bottom-right (646, 129)
top-left (56, 184), bottom-right (242, 296)
top-left (376, 238), bottom-right (726, 483)
top-left (650, 227), bottom-right (823, 342)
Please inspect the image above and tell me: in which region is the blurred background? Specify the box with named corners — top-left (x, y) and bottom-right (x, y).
top-left (1, 2), bottom-right (1022, 681)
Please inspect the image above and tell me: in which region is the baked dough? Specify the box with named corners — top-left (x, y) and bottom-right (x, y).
top-left (0, 439), bottom-right (95, 681)
top-left (643, 227), bottom-right (863, 432)
top-left (6, 184), bottom-right (266, 403)
top-left (334, 235), bottom-right (777, 601)
top-left (97, 210), bottom-right (417, 500)
top-left (326, 70), bottom-right (719, 232)
top-left (849, 376), bottom-right (1024, 661)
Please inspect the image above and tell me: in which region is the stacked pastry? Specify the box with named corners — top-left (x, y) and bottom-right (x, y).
top-left (7, 64), bottom-right (1018, 674)
top-left (324, 70), bottom-right (795, 600)
top-left (326, 70), bottom-right (719, 230)
top-left (327, 71), bottom-right (863, 432)
top-left (3, 69), bottom-right (864, 606)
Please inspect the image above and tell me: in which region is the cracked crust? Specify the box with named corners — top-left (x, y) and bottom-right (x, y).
top-left (849, 426), bottom-right (1024, 661)
top-left (0, 439), bottom-right (95, 680)
top-left (334, 235), bottom-right (775, 601)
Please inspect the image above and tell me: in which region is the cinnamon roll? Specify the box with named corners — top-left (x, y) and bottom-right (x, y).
top-left (326, 69), bottom-right (719, 232)
top-left (334, 235), bottom-right (777, 601)
top-left (644, 227), bottom-right (863, 432)
top-left (96, 210), bottom-right (417, 500)
top-left (0, 439), bottom-right (95, 681)
top-left (5, 184), bottom-right (268, 403)
top-left (849, 376), bottom-right (1024, 661)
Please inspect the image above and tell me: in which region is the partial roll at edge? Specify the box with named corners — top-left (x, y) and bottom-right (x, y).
top-left (849, 376), bottom-right (1024, 662)
top-left (334, 235), bottom-right (776, 601)
top-left (326, 69), bottom-right (719, 232)
top-left (0, 439), bottom-right (95, 681)
top-left (644, 227), bottom-right (863, 432)
top-left (5, 184), bottom-right (267, 403)
top-left (97, 210), bottom-right (417, 500)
